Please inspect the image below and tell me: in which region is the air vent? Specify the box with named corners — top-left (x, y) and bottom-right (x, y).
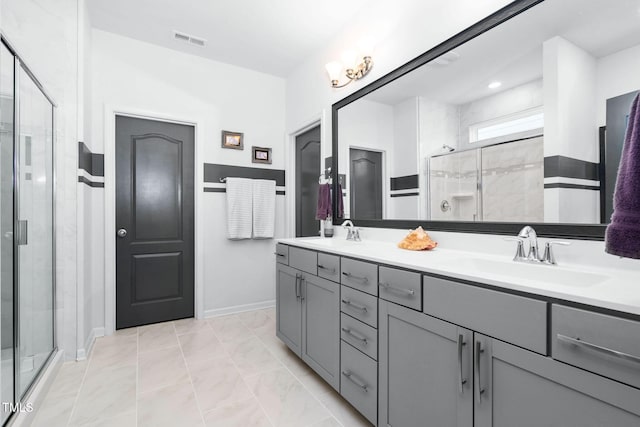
top-left (173, 30), bottom-right (206, 47)
top-left (173, 31), bottom-right (190, 42)
top-left (189, 37), bottom-right (205, 47)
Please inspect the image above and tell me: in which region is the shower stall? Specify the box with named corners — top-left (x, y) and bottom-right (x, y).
top-left (0, 38), bottom-right (55, 424)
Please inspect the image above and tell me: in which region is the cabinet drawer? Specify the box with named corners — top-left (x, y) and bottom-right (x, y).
top-left (341, 313), bottom-right (377, 360)
top-left (341, 286), bottom-right (378, 328)
top-left (379, 266), bottom-right (421, 310)
top-left (317, 253), bottom-right (340, 283)
top-left (275, 243), bottom-right (289, 265)
top-left (552, 305), bottom-right (640, 389)
top-left (341, 258), bottom-right (378, 296)
top-left (289, 247), bottom-right (317, 275)
top-left (340, 342), bottom-right (377, 425)
top-left (423, 276), bottom-right (547, 354)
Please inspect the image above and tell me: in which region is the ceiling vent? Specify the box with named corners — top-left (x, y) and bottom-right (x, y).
top-left (173, 30), bottom-right (206, 47)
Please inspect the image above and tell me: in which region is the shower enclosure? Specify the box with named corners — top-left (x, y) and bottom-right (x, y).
top-left (0, 38), bottom-right (55, 424)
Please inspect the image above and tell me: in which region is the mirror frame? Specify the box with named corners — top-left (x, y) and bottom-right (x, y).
top-left (331, 0), bottom-right (607, 240)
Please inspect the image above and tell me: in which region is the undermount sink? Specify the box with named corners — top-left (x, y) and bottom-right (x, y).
top-left (293, 237), bottom-right (359, 247)
top-left (444, 257), bottom-right (609, 288)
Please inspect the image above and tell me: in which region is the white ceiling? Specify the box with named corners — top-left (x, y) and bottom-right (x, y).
top-left (365, 0), bottom-right (640, 106)
top-left (87, 0), bottom-right (373, 77)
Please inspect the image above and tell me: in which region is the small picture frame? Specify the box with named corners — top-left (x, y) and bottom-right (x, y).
top-left (221, 130), bottom-right (243, 150)
top-left (252, 146), bottom-right (272, 164)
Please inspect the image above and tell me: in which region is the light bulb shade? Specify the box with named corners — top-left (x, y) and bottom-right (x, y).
top-left (340, 50), bottom-right (358, 69)
top-left (325, 61), bottom-right (343, 81)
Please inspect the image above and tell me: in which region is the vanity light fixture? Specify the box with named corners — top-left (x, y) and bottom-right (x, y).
top-left (325, 40), bottom-right (374, 88)
top-left (488, 81), bottom-right (502, 89)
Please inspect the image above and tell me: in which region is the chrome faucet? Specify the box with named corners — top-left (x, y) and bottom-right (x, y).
top-left (505, 226), bottom-right (571, 265)
top-left (518, 226), bottom-right (540, 262)
top-left (341, 220), bottom-right (361, 241)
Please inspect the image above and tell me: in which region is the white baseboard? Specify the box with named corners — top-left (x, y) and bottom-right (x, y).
top-left (76, 327), bottom-right (105, 361)
top-left (204, 300), bottom-right (275, 318)
top-left (8, 350), bottom-right (64, 427)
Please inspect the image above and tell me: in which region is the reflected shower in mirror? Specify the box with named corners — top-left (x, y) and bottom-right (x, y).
top-left (336, 0), bottom-right (640, 225)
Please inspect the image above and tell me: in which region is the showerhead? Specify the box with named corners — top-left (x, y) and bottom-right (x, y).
top-left (442, 144), bottom-right (455, 152)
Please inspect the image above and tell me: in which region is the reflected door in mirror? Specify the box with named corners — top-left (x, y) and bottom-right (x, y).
top-left (350, 148), bottom-right (383, 219)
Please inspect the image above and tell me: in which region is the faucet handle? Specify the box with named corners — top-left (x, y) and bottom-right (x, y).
top-left (353, 228), bottom-right (362, 242)
top-left (504, 237), bottom-right (526, 261)
top-left (542, 241), bottom-right (571, 265)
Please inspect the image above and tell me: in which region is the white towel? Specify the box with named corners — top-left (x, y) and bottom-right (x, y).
top-left (252, 179), bottom-right (276, 239)
top-left (226, 177), bottom-right (253, 240)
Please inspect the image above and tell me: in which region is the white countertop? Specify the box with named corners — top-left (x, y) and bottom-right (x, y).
top-left (277, 237), bottom-right (640, 318)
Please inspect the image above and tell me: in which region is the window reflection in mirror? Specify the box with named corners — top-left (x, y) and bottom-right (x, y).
top-left (337, 0), bottom-right (640, 225)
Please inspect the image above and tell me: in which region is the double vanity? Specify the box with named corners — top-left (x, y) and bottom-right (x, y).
top-left (274, 234), bottom-right (640, 427)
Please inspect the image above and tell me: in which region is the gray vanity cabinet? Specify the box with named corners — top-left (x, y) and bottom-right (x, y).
top-left (379, 300), bottom-right (473, 427)
top-left (301, 273), bottom-right (340, 390)
top-left (474, 334), bottom-right (640, 427)
top-left (276, 263), bottom-right (303, 355)
top-left (276, 249), bottom-right (340, 391)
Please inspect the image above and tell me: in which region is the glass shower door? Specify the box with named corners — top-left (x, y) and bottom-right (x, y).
top-left (16, 64), bottom-right (54, 397)
top-left (0, 43), bottom-right (14, 424)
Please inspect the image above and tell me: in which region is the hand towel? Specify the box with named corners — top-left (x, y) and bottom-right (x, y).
top-left (252, 179), bottom-right (276, 239)
top-left (226, 177), bottom-right (253, 240)
top-left (316, 183), bottom-right (331, 220)
top-left (605, 93), bottom-right (640, 259)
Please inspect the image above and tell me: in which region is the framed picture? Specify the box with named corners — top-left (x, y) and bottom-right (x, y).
top-left (221, 130), bottom-right (243, 150)
top-left (252, 146), bottom-right (272, 164)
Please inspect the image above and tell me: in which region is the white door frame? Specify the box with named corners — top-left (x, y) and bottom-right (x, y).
top-left (285, 110), bottom-right (328, 237)
top-left (103, 104), bottom-right (205, 335)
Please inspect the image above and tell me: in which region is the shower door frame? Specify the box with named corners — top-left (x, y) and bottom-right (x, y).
top-left (2, 34), bottom-right (57, 422)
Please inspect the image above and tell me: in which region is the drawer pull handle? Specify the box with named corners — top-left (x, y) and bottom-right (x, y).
top-left (379, 282), bottom-right (415, 296)
top-left (474, 341), bottom-right (485, 403)
top-left (457, 334), bottom-right (467, 394)
top-left (318, 264), bottom-right (336, 274)
top-left (341, 327), bottom-right (368, 344)
top-left (341, 299), bottom-right (367, 312)
top-left (342, 272), bottom-right (369, 283)
top-left (557, 334), bottom-right (640, 365)
top-left (342, 370), bottom-right (368, 392)
top-left (295, 274), bottom-right (301, 299)
top-left (274, 252), bottom-right (286, 257)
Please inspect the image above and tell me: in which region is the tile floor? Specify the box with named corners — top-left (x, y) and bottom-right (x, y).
top-left (32, 308), bottom-right (372, 427)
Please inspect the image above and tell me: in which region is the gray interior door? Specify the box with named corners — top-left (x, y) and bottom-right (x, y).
top-left (605, 90), bottom-right (639, 222)
top-left (295, 126), bottom-right (320, 237)
top-left (115, 116), bottom-right (194, 329)
top-left (349, 148), bottom-right (382, 219)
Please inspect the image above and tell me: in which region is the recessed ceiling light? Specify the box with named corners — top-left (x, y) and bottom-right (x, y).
top-left (488, 81), bottom-right (502, 89)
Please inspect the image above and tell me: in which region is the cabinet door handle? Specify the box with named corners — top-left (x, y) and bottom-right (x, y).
top-left (379, 282), bottom-right (415, 296)
top-left (341, 370), bottom-right (368, 392)
top-left (295, 274), bottom-right (301, 299)
top-left (274, 252), bottom-right (286, 258)
top-left (457, 334), bottom-right (467, 394)
top-left (341, 327), bottom-right (368, 344)
top-left (341, 299), bottom-right (367, 312)
top-left (557, 334), bottom-right (640, 365)
top-left (318, 264), bottom-right (336, 274)
top-left (475, 340), bottom-right (485, 403)
top-left (342, 272), bottom-right (368, 283)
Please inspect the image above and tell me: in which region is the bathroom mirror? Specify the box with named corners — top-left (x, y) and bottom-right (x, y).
top-left (333, 0), bottom-right (640, 239)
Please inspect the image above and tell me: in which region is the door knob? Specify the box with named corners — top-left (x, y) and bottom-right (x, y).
top-left (117, 228), bottom-right (128, 238)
